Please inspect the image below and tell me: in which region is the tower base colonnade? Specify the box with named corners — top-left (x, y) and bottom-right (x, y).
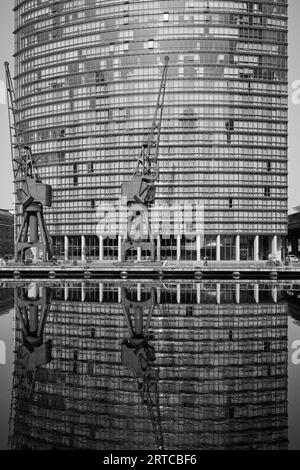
top-left (51, 234), bottom-right (286, 263)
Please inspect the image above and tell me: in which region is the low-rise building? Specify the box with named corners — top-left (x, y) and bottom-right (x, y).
top-left (0, 210), bottom-right (14, 259)
top-left (288, 211), bottom-right (300, 256)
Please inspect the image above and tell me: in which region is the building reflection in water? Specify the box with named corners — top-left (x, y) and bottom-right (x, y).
top-left (9, 282), bottom-right (288, 450)
top-left (0, 288), bottom-right (14, 316)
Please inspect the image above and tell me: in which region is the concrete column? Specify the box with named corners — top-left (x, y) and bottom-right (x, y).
top-left (137, 247), bottom-right (142, 262)
top-left (28, 283), bottom-right (39, 299)
top-left (64, 236), bottom-right (69, 261)
top-left (157, 235), bottom-right (161, 261)
top-left (99, 235), bottom-right (103, 261)
top-left (81, 284), bottom-right (85, 302)
top-left (118, 235), bottom-right (122, 262)
top-left (216, 283), bottom-right (221, 304)
top-left (197, 284), bottom-right (201, 304)
top-left (81, 235), bottom-right (86, 262)
top-left (177, 284), bottom-right (181, 304)
top-left (177, 235), bottom-right (181, 262)
top-left (272, 235), bottom-right (278, 259)
top-left (118, 287), bottom-right (122, 303)
top-left (32, 247), bottom-right (39, 262)
top-left (254, 235), bottom-right (259, 262)
top-left (64, 285), bottom-right (69, 301)
top-left (99, 283), bottom-right (103, 302)
top-left (216, 235), bottom-right (221, 262)
top-left (39, 286), bottom-right (43, 298)
top-left (272, 287), bottom-right (278, 304)
top-left (254, 283), bottom-right (259, 304)
top-left (277, 236), bottom-right (283, 261)
top-left (137, 283), bottom-right (141, 302)
top-left (156, 287), bottom-right (161, 304)
top-left (235, 235), bottom-right (240, 262)
top-left (235, 284), bottom-right (240, 304)
top-left (196, 235), bottom-right (201, 262)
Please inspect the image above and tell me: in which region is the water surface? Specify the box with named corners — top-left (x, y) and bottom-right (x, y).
top-left (0, 281), bottom-right (300, 450)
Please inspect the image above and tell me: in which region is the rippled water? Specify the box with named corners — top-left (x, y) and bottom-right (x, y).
top-left (0, 281), bottom-right (300, 450)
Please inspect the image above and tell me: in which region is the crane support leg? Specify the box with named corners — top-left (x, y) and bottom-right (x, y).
top-left (122, 203), bottom-right (155, 262)
top-left (16, 204), bottom-right (53, 262)
top-left (37, 211), bottom-right (53, 261)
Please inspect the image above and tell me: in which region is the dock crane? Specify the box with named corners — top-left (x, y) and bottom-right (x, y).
top-left (4, 62), bottom-right (53, 262)
top-left (8, 283), bottom-right (53, 450)
top-left (121, 286), bottom-right (164, 449)
top-left (121, 57), bottom-right (169, 262)
top-left (15, 283), bottom-right (53, 400)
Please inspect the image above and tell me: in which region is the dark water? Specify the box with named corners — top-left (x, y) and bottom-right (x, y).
top-left (0, 281), bottom-right (300, 450)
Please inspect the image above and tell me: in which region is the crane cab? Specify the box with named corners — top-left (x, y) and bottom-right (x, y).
top-left (121, 174), bottom-right (156, 205)
top-left (18, 180), bottom-right (52, 207)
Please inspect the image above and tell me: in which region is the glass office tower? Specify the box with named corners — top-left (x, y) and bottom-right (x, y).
top-left (14, 0), bottom-right (288, 261)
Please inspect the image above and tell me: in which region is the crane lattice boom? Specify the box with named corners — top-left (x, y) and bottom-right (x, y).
top-left (121, 56), bottom-right (169, 207)
top-left (135, 55), bottom-right (169, 181)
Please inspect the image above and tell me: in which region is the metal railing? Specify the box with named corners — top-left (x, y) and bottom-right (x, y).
top-left (1, 258), bottom-right (300, 271)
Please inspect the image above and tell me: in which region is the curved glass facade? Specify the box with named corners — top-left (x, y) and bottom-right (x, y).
top-left (14, 0), bottom-right (288, 261)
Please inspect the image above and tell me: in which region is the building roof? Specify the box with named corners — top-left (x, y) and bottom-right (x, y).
top-left (288, 212), bottom-right (300, 231)
top-left (0, 209), bottom-right (13, 225)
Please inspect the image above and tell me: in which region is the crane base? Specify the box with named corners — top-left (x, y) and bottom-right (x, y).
top-left (122, 240), bottom-right (155, 262)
